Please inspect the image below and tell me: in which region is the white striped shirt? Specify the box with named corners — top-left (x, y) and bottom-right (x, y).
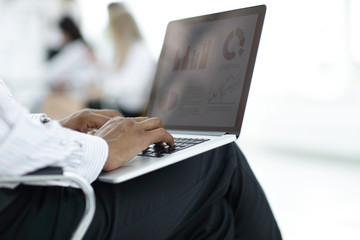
top-left (0, 79), bottom-right (109, 188)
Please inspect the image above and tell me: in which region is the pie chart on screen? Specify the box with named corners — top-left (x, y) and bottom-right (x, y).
top-left (223, 28), bottom-right (245, 60)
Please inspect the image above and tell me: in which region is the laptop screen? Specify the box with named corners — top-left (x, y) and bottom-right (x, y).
top-left (147, 5), bottom-right (266, 135)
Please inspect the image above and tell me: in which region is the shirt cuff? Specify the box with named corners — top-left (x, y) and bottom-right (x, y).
top-left (75, 133), bottom-right (109, 183)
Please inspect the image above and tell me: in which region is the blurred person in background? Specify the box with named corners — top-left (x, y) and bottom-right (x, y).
top-left (42, 16), bottom-right (100, 119)
top-left (89, 2), bottom-right (156, 117)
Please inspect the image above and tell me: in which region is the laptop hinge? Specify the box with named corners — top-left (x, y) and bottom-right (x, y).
top-left (168, 130), bottom-right (227, 136)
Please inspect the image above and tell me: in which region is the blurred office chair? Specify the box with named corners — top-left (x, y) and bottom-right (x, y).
top-left (0, 167), bottom-right (95, 240)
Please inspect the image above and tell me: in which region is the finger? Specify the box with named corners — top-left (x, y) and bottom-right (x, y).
top-left (146, 128), bottom-right (174, 146)
top-left (91, 109), bottom-right (123, 118)
top-left (87, 113), bottom-right (113, 129)
top-left (138, 117), bottom-right (164, 131)
top-left (132, 117), bottom-right (149, 122)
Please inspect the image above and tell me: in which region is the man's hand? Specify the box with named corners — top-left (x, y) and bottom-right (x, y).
top-left (59, 109), bottom-right (122, 133)
top-left (95, 117), bottom-right (174, 171)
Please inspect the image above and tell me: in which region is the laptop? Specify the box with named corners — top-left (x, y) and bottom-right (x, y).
top-left (98, 5), bottom-right (266, 183)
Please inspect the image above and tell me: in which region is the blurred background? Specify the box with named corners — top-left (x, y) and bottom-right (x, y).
top-left (0, 0), bottom-right (359, 239)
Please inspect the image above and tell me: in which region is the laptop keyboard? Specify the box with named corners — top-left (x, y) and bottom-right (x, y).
top-left (138, 137), bottom-right (210, 158)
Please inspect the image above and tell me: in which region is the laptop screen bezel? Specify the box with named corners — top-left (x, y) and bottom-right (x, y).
top-left (146, 5), bottom-right (266, 137)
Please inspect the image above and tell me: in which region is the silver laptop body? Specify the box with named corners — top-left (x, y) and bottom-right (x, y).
top-left (99, 5), bottom-right (266, 183)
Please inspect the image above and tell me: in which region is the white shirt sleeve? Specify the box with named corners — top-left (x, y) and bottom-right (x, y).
top-left (0, 79), bottom-right (108, 188)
